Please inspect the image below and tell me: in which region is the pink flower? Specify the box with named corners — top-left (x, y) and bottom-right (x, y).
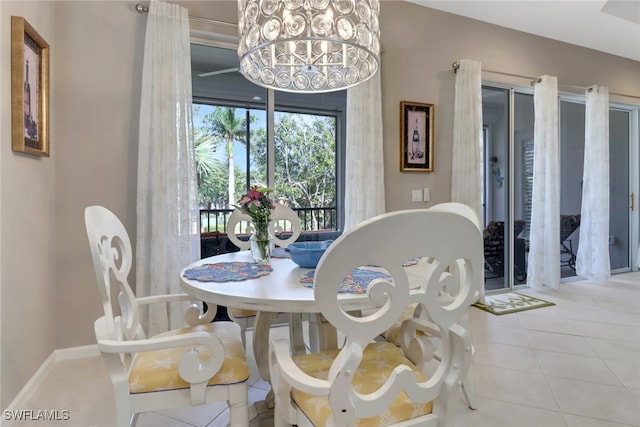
top-left (234, 185), bottom-right (275, 224)
top-left (248, 187), bottom-right (262, 200)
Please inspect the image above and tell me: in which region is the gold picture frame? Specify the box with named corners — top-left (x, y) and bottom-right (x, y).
top-left (400, 101), bottom-right (433, 172)
top-left (11, 16), bottom-right (50, 157)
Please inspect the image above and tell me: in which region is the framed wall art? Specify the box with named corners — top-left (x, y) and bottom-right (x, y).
top-left (400, 101), bottom-right (433, 172)
top-left (11, 16), bottom-right (50, 157)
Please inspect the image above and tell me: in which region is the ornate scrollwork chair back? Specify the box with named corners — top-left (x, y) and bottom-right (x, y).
top-left (227, 202), bottom-right (302, 250)
top-left (85, 205), bottom-right (249, 426)
top-left (269, 202), bottom-right (303, 247)
top-left (85, 204), bottom-right (138, 341)
top-left (226, 209), bottom-right (254, 250)
top-left (269, 206), bottom-right (483, 426)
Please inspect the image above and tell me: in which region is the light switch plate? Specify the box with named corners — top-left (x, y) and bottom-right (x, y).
top-left (411, 189), bottom-right (422, 202)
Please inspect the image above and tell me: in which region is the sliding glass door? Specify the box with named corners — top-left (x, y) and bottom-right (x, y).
top-left (482, 86), bottom-right (633, 293)
top-left (559, 101), bottom-right (631, 274)
top-left (609, 108), bottom-right (631, 271)
top-left (482, 87), bottom-right (531, 291)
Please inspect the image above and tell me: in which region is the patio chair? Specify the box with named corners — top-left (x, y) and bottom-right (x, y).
top-left (560, 214), bottom-right (581, 270)
top-left (483, 220), bottom-right (526, 281)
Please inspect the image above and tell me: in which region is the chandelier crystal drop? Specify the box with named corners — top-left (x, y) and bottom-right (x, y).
top-left (237, 0), bottom-right (380, 93)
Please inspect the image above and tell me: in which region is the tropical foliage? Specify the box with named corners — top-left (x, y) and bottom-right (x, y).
top-left (251, 112), bottom-right (336, 229)
top-left (193, 104), bottom-right (337, 228)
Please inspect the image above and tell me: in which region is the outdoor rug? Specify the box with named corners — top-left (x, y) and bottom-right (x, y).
top-left (472, 292), bottom-right (555, 315)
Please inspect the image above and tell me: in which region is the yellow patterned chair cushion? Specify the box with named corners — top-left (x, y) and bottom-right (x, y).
top-left (129, 322), bottom-right (249, 393)
top-left (291, 341), bottom-right (433, 426)
top-left (228, 307), bottom-right (257, 318)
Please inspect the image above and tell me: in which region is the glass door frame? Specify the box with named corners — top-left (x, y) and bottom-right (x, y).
top-left (482, 84), bottom-right (528, 293)
top-left (625, 107), bottom-right (639, 272)
top-left (482, 83), bottom-right (640, 294)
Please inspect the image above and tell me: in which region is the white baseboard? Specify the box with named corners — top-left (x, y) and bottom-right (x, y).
top-left (54, 344), bottom-right (100, 361)
top-left (5, 344), bottom-right (99, 412)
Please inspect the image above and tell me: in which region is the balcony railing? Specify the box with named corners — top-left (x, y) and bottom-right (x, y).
top-left (200, 206), bottom-right (338, 235)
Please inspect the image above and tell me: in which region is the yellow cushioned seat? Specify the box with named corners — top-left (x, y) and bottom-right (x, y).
top-left (129, 322), bottom-right (249, 393)
top-left (290, 341), bottom-right (433, 426)
top-left (228, 307), bottom-right (258, 318)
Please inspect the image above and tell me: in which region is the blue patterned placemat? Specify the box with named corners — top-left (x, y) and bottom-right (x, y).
top-left (299, 268), bottom-right (393, 293)
top-left (183, 262), bottom-right (272, 282)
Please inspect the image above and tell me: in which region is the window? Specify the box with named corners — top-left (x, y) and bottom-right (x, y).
top-left (191, 44), bottom-right (345, 235)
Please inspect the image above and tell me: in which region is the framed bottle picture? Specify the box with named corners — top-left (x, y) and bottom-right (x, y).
top-left (400, 101), bottom-right (434, 172)
top-left (11, 16), bottom-right (50, 157)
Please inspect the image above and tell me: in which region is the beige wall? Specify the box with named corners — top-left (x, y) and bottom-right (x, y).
top-left (1, 0), bottom-right (638, 409)
top-left (379, 1), bottom-right (640, 211)
top-left (1, 1), bottom-right (57, 409)
top-left (0, 0), bottom-right (145, 409)
top-left (52, 0), bottom-right (144, 352)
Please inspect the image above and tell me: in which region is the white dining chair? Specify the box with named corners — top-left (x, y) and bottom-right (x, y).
top-left (226, 208), bottom-right (253, 250)
top-left (226, 202), bottom-right (304, 350)
top-left (381, 202), bottom-right (482, 410)
top-left (227, 202), bottom-right (303, 250)
top-left (268, 208), bottom-right (483, 426)
top-left (85, 205), bottom-right (250, 426)
top-left (269, 202), bottom-right (303, 247)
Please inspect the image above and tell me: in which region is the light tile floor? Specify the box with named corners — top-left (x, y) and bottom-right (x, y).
top-left (4, 272), bottom-right (640, 427)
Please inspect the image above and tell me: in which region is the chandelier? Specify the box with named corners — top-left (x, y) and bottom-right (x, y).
top-left (237, 0), bottom-right (380, 93)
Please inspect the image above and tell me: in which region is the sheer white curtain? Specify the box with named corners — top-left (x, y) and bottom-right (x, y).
top-left (451, 59), bottom-right (483, 220)
top-left (344, 70), bottom-right (385, 231)
top-left (577, 86), bottom-right (610, 282)
top-left (527, 76), bottom-right (560, 291)
top-left (136, 0), bottom-right (200, 335)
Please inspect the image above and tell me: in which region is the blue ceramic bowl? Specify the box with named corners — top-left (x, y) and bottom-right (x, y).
top-left (285, 240), bottom-right (334, 268)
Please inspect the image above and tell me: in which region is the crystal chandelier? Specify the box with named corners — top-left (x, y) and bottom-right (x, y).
top-left (237, 0), bottom-right (380, 93)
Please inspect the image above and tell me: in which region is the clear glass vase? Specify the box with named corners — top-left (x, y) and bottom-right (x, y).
top-left (250, 221), bottom-right (273, 264)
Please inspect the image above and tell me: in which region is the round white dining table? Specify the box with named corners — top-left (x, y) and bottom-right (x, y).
top-left (180, 250), bottom-right (428, 411)
top-left (180, 250), bottom-right (370, 314)
top-left (179, 250), bottom-right (372, 398)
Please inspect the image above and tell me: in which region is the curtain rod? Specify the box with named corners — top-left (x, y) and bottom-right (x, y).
top-left (135, 3), bottom-right (238, 27)
top-left (451, 61), bottom-right (639, 99)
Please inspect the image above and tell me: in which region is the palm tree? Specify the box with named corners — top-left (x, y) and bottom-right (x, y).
top-left (194, 127), bottom-right (218, 182)
top-left (203, 107), bottom-right (246, 207)
top-left (194, 127), bottom-right (227, 208)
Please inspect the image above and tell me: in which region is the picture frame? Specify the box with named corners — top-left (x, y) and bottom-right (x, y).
top-left (11, 16), bottom-right (50, 157)
top-left (400, 101), bottom-right (433, 172)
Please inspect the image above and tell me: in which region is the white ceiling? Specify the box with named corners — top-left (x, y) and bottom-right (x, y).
top-left (406, 0), bottom-right (640, 62)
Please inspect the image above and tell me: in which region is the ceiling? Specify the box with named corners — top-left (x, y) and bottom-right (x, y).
top-left (406, 0), bottom-right (640, 62)
top-left (189, 0), bottom-right (640, 76)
